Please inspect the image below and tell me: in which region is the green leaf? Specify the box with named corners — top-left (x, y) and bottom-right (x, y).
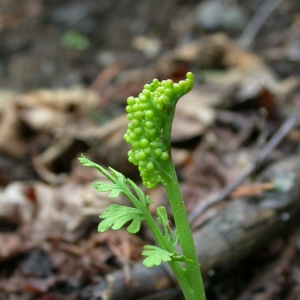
top-left (172, 254), bottom-right (193, 263)
top-left (79, 155), bottom-right (151, 232)
top-left (142, 245), bottom-right (192, 267)
top-left (145, 195), bottom-right (153, 207)
top-left (98, 204), bottom-right (144, 234)
top-left (157, 206), bottom-right (168, 228)
top-left (142, 245), bottom-right (174, 267)
top-left (61, 30), bottom-right (90, 52)
top-left (79, 155), bottom-right (150, 209)
top-left (170, 229), bottom-right (179, 248)
top-left (109, 167), bottom-right (127, 185)
top-left (92, 182), bottom-right (123, 198)
top-left (79, 155), bottom-right (113, 181)
top-left (127, 179), bottom-right (153, 207)
top-left (156, 206), bottom-right (178, 248)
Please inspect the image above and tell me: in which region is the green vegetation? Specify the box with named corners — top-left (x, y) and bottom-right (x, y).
top-left (79, 73), bottom-right (206, 300)
top-left (61, 30), bottom-right (90, 52)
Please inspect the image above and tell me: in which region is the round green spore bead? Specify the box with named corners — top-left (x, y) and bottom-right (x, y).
top-left (152, 79), bottom-right (159, 86)
top-left (154, 148), bottom-right (162, 157)
top-left (131, 119), bottom-right (140, 127)
top-left (138, 160), bottom-right (147, 167)
top-left (127, 113), bottom-right (134, 120)
top-left (156, 96), bottom-right (164, 105)
top-left (157, 87), bottom-right (164, 94)
top-left (134, 127), bottom-right (143, 135)
top-left (129, 132), bottom-right (138, 141)
top-left (163, 96), bottom-right (171, 105)
top-left (150, 141), bottom-right (160, 149)
top-left (147, 182), bottom-right (155, 188)
top-left (134, 111), bottom-right (143, 119)
top-left (147, 129), bottom-right (157, 138)
top-left (139, 94), bottom-right (146, 103)
top-left (145, 121), bottom-right (154, 129)
top-left (156, 104), bottom-right (163, 111)
top-left (124, 72), bottom-right (195, 188)
top-left (149, 175), bottom-right (158, 183)
top-left (145, 110), bottom-right (154, 119)
top-left (132, 141), bottom-right (139, 148)
top-left (127, 96), bottom-right (135, 105)
top-left (161, 152), bottom-right (169, 161)
top-left (137, 151), bottom-right (147, 160)
top-left (143, 147), bottom-right (151, 155)
top-left (128, 123), bottom-right (134, 130)
top-left (132, 104), bottom-right (140, 112)
top-left (178, 80), bottom-right (185, 88)
top-left (186, 72), bottom-right (194, 80)
top-left (146, 162), bottom-right (154, 171)
top-left (165, 80), bottom-right (174, 89)
top-left (126, 105), bottom-right (132, 113)
top-left (125, 136), bottom-right (131, 143)
top-left (139, 138), bottom-right (149, 148)
top-left (140, 102), bottom-right (151, 110)
top-left (164, 88), bottom-right (174, 99)
top-left (140, 170), bottom-right (148, 178)
top-left (174, 84), bottom-right (181, 96)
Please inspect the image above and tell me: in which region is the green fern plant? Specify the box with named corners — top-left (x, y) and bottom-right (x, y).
top-left (79, 72), bottom-right (206, 300)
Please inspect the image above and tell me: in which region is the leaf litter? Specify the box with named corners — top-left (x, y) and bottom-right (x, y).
top-left (1, 0), bottom-right (300, 299)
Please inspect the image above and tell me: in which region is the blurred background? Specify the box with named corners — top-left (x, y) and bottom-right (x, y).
top-left (1, 1), bottom-right (300, 299)
top-left (1, 0), bottom-right (300, 90)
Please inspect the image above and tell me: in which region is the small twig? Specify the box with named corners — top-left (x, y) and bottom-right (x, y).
top-left (237, 0), bottom-right (284, 50)
top-left (188, 111), bottom-right (299, 223)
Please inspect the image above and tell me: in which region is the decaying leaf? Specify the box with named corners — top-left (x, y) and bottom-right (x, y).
top-left (172, 89), bottom-right (215, 142)
top-left (0, 182), bottom-right (35, 225)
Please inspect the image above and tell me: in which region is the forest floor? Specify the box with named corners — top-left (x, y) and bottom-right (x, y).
top-left (1, 0), bottom-right (300, 299)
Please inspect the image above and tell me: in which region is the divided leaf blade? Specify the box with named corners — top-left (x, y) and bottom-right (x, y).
top-left (79, 155), bottom-right (113, 181)
top-left (141, 245), bottom-right (174, 267)
top-left (92, 182), bottom-right (123, 198)
top-left (127, 178), bottom-right (153, 207)
top-left (98, 204), bottom-right (144, 234)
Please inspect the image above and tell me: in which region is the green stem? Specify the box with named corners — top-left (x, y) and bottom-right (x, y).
top-left (151, 88), bottom-right (206, 299)
top-left (162, 161), bottom-right (206, 300)
top-left (142, 211), bottom-right (195, 299)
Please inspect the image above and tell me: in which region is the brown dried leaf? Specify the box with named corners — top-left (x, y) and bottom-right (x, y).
top-left (22, 277), bottom-right (57, 293)
top-left (20, 87), bottom-right (98, 113)
top-left (172, 90), bottom-right (215, 142)
top-left (156, 34), bottom-right (228, 77)
top-left (30, 181), bottom-right (83, 234)
top-left (231, 182), bottom-right (274, 198)
top-left (0, 234), bottom-right (27, 262)
top-left (70, 115), bottom-right (134, 173)
top-left (19, 106), bottom-right (67, 133)
top-left (0, 182), bottom-right (35, 224)
top-left (101, 229), bottom-right (145, 263)
top-left (0, 92), bottom-right (25, 158)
